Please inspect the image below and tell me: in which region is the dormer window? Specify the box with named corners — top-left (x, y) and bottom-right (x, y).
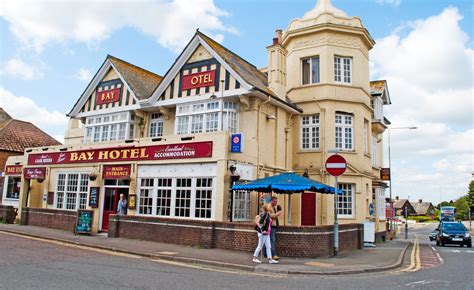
top-left (302, 57), bottom-right (320, 85)
top-left (334, 56), bottom-right (352, 84)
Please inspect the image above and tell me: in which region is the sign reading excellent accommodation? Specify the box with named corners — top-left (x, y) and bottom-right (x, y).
top-left (27, 142), bottom-right (213, 165)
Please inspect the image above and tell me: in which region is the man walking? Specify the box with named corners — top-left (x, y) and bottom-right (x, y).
top-left (268, 196), bottom-right (282, 260)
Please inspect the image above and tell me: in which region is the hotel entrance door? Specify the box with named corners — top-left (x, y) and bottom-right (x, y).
top-left (102, 187), bottom-right (128, 231)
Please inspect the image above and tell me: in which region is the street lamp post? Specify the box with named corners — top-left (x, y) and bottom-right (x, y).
top-left (387, 126), bottom-right (417, 238)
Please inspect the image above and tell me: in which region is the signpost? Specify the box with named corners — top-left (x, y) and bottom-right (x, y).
top-left (325, 153), bottom-right (347, 257)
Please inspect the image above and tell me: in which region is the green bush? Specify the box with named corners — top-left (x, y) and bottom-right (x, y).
top-left (408, 216), bottom-right (435, 223)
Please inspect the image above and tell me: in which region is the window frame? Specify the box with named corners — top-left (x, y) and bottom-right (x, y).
top-left (334, 56), bottom-right (352, 84)
top-left (232, 189), bottom-right (251, 221)
top-left (54, 172), bottom-right (89, 211)
top-left (136, 176), bottom-right (215, 220)
top-left (337, 183), bottom-right (355, 218)
top-left (149, 113), bottom-right (164, 138)
top-left (175, 100), bottom-right (239, 135)
top-left (4, 176), bottom-right (21, 200)
top-left (300, 114), bottom-right (320, 150)
top-left (335, 113), bottom-right (354, 151)
top-left (301, 56), bottom-right (321, 85)
top-left (84, 112), bottom-right (134, 143)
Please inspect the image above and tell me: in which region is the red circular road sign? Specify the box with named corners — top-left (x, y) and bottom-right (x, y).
top-left (325, 155), bottom-right (347, 177)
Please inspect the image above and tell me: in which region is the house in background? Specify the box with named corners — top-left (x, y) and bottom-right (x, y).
top-left (393, 196), bottom-right (417, 217)
top-left (411, 199), bottom-right (435, 216)
top-left (0, 108), bottom-right (61, 207)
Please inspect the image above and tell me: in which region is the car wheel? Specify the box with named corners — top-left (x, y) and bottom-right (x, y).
top-left (459, 244), bottom-right (464, 247)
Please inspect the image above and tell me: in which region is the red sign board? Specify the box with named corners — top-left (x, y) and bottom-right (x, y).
top-left (5, 165), bottom-right (22, 176)
top-left (103, 165), bottom-right (131, 179)
top-left (325, 155), bottom-right (347, 177)
top-left (386, 203), bottom-right (394, 220)
top-left (181, 70), bottom-right (216, 90)
top-left (380, 168), bottom-right (391, 181)
top-left (96, 88), bottom-right (121, 105)
top-left (24, 167), bottom-right (46, 179)
top-left (27, 142), bottom-right (213, 165)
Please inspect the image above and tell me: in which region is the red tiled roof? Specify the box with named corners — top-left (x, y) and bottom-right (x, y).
top-left (0, 119), bottom-right (61, 153)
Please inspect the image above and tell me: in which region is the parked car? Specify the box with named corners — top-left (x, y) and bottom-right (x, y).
top-left (429, 230), bottom-right (437, 241)
top-left (436, 222), bottom-right (472, 247)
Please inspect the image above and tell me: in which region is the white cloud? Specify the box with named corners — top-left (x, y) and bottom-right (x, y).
top-left (0, 0), bottom-right (236, 53)
top-left (74, 68), bottom-right (93, 82)
top-left (372, 7), bottom-right (474, 204)
top-left (1, 58), bottom-right (44, 80)
top-left (0, 87), bottom-right (68, 143)
top-left (375, 0), bottom-right (401, 6)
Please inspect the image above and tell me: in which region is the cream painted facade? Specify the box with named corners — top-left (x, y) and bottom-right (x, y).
top-left (11, 0), bottom-right (390, 236)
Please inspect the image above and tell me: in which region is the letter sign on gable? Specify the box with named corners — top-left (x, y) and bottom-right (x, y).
top-left (96, 87), bottom-right (121, 105)
top-left (181, 70), bottom-right (216, 90)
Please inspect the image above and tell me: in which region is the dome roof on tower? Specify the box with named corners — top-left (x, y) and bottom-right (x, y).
top-left (303, 0), bottom-right (348, 19)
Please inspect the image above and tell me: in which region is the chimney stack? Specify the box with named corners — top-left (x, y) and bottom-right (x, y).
top-left (418, 199), bottom-right (422, 203)
top-left (267, 28), bottom-right (287, 99)
top-left (395, 196), bottom-right (399, 200)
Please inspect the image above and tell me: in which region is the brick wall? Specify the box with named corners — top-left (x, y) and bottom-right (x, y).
top-left (21, 207), bottom-right (77, 232)
top-left (0, 205), bottom-right (16, 223)
top-left (109, 215), bottom-right (363, 258)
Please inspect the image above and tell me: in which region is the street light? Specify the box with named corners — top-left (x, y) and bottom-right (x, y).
top-left (387, 126), bottom-right (417, 237)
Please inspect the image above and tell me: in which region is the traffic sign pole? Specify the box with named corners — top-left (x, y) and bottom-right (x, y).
top-left (325, 153), bottom-right (347, 257)
top-left (334, 176), bottom-right (339, 257)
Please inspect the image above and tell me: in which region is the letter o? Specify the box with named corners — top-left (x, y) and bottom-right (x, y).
top-left (109, 150), bottom-right (120, 159)
top-left (191, 76), bottom-right (199, 85)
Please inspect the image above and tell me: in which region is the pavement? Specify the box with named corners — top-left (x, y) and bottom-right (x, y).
top-left (0, 223), bottom-right (410, 275)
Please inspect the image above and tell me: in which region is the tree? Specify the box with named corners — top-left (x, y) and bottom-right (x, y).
top-left (469, 181), bottom-right (474, 211)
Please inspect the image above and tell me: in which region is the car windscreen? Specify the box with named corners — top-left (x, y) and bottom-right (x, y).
top-left (442, 223), bottom-right (467, 231)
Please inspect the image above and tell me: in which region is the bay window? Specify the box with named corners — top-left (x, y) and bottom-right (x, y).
top-left (55, 173), bottom-right (89, 210)
top-left (175, 100), bottom-right (239, 135)
top-left (84, 112), bottom-right (134, 143)
top-left (137, 177), bottom-right (215, 219)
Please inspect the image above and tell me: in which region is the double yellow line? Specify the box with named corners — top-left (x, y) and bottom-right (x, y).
top-left (401, 236), bottom-right (421, 272)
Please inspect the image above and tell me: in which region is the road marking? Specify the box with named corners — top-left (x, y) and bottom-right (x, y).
top-left (0, 231), bottom-right (285, 279)
top-left (401, 238), bottom-right (419, 272)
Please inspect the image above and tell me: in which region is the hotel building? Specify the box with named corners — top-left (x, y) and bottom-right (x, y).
top-left (9, 0), bottom-right (391, 240)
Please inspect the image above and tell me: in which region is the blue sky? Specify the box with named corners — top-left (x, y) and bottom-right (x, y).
top-left (0, 0), bottom-right (472, 204)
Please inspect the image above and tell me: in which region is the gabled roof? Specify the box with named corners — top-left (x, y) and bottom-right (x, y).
top-left (370, 80), bottom-right (391, 105)
top-left (197, 32), bottom-right (302, 113)
top-left (393, 199), bottom-right (409, 209)
top-left (0, 119), bottom-right (61, 153)
top-left (108, 55), bottom-right (163, 100)
top-left (412, 201), bottom-right (435, 215)
top-left (146, 31), bottom-right (302, 113)
top-left (68, 55), bottom-right (163, 117)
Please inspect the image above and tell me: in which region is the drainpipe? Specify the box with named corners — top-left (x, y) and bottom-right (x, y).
top-left (256, 95), bottom-right (271, 179)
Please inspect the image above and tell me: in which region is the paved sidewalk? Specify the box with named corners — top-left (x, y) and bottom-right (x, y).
top-left (0, 223), bottom-right (410, 275)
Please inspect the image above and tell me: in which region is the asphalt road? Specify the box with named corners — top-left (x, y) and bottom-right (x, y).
top-left (0, 224), bottom-right (472, 290)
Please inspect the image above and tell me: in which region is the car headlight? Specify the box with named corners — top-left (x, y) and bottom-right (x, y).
top-left (465, 233), bottom-right (470, 238)
top-left (442, 233), bottom-right (449, 237)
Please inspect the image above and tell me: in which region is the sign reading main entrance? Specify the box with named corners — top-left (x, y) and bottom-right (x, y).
top-left (181, 70), bottom-right (216, 90)
top-left (103, 165), bottom-right (131, 179)
top-left (27, 142), bottom-right (213, 165)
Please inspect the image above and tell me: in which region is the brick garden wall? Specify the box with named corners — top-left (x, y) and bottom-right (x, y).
top-left (21, 207), bottom-right (77, 232)
top-left (109, 215), bottom-right (363, 258)
top-left (0, 205), bottom-right (16, 223)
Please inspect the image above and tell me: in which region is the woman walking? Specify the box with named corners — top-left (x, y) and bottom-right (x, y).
top-left (253, 204), bottom-right (279, 264)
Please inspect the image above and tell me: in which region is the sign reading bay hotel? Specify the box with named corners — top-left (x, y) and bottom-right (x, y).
top-left (27, 142), bottom-right (213, 165)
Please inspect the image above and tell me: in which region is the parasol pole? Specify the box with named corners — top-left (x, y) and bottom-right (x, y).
top-left (287, 194), bottom-right (291, 225)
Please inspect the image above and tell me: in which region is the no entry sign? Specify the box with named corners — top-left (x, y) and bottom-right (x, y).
top-left (325, 155), bottom-right (347, 177)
